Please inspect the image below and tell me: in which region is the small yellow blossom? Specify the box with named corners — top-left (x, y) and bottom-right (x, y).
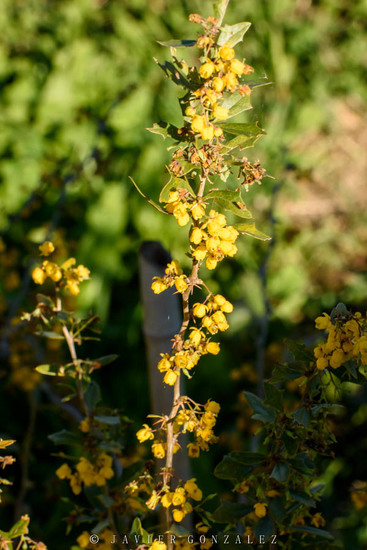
top-left (254, 502), bottom-right (267, 518)
top-left (39, 241), bottom-right (55, 257)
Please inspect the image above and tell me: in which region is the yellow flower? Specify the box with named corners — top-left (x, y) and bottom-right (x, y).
top-left (43, 261), bottom-right (62, 282)
top-left (163, 369), bottom-right (178, 386)
top-left (171, 487), bottom-right (186, 506)
top-left (32, 267), bottom-right (47, 285)
top-left (213, 105), bottom-right (229, 120)
top-left (219, 44), bottom-right (235, 60)
top-left (173, 203), bottom-right (190, 226)
top-left (191, 115), bottom-right (206, 134)
top-left (185, 106), bottom-right (196, 117)
top-left (146, 490), bottom-right (160, 510)
top-left (79, 418), bottom-right (90, 433)
top-left (311, 513), bottom-right (326, 528)
top-left (191, 203), bottom-right (206, 220)
top-left (56, 463), bottom-right (72, 480)
top-left (152, 278), bottom-right (168, 294)
top-left (158, 355), bottom-right (171, 372)
top-left (192, 244), bottom-right (207, 261)
top-left (205, 400), bottom-right (220, 414)
top-left (212, 77), bottom-right (225, 92)
top-left (190, 227), bottom-right (204, 245)
top-left (315, 314), bottom-right (330, 330)
top-left (39, 241), bottom-right (55, 257)
top-left (70, 473), bottom-right (82, 495)
top-left (192, 303), bottom-right (207, 318)
top-left (151, 541), bottom-right (167, 550)
top-left (206, 341), bottom-right (220, 355)
top-left (201, 126), bottom-right (214, 141)
top-left (254, 502), bottom-right (267, 518)
top-left (199, 61), bottom-right (215, 79)
top-left (184, 479), bottom-right (202, 501)
top-left (77, 531), bottom-right (90, 548)
top-left (187, 442), bottom-right (200, 458)
top-left (161, 492), bottom-right (173, 508)
top-left (330, 349), bottom-right (345, 369)
top-left (175, 276), bottom-right (188, 293)
top-left (137, 424), bottom-right (154, 443)
top-left (152, 442), bottom-right (166, 459)
top-left (316, 357), bottom-right (329, 370)
top-left (173, 508), bottom-right (185, 522)
top-left (230, 58), bottom-right (245, 75)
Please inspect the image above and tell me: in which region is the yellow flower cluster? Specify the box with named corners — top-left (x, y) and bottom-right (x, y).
top-left (314, 311), bottom-right (367, 370)
top-left (191, 209), bottom-right (239, 270)
top-left (176, 400), bottom-right (220, 456)
top-left (151, 260), bottom-right (188, 294)
top-left (32, 242), bottom-right (90, 295)
top-left (146, 478), bottom-right (202, 523)
top-left (163, 190), bottom-right (206, 227)
top-left (183, 42), bottom-right (253, 141)
top-left (56, 453), bottom-right (114, 495)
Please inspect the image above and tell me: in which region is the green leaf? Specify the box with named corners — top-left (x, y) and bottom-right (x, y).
top-left (157, 39), bottom-right (197, 48)
top-left (291, 525), bottom-right (334, 540)
top-left (147, 121), bottom-right (182, 141)
top-left (213, 0), bottom-right (230, 25)
top-left (130, 518), bottom-right (150, 545)
top-left (244, 391), bottom-right (277, 422)
top-left (129, 177), bottom-right (167, 214)
top-left (294, 407), bottom-right (310, 427)
top-left (220, 122), bottom-right (266, 152)
top-left (93, 354), bottom-right (118, 367)
top-left (95, 416), bottom-right (120, 425)
top-left (8, 516), bottom-right (30, 539)
top-left (218, 22), bottom-right (252, 47)
top-left (154, 59), bottom-right (192, 90)
top-left (268, 496), bottom-right (285, 522)
top-left (98, 493), bottom-right (115, 507)
top-left (282, 432), bottom-right (298, 457)
top-left (91, 518), bottom-right (110, 534)
top-left (270, 462), bottom-right (290, 482)
top-left (83, 381), bottom-right (101, 411)
top-left (215, 199), bottom-right (253, 219)
top-left (286, 340), bottom-right (315, 362)
top-left (234, 222), bottom-right (271, 241)
top-left (229, 451), bottom-right (266, 466)
top-left (159, 177), bottom-right (195, 203)
top-left (212, 501), bottom-right (252, 523)
top-left (221, 92), bottom-right (252, 118)
top-left (35, 330), bottom-right (64, 340)
top-left (289, 452), bottom-right (314, 473)
top-left (49, 429), bottom-right (80, 446)
top-left (264, 383), bottom-right (284, 411)
top-left (220, 122), bottom-right (264, 136)
top-left (289, 490), bottom-right (316, 507)
top-left (254, 515), bottom-right (275, 543)
top-left (35, 364), bottom-right (62, 376)
top-left (214, 455), bottom-right (252, 481)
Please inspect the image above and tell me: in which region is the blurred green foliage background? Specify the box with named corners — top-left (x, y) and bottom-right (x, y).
top-left (0, 0), bottom-right (366, 547)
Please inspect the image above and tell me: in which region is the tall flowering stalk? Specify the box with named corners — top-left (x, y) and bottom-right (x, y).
top-left (135, 4), bottom-right (269, 543)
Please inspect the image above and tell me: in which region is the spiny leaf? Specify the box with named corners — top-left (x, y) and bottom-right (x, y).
top-left (154, 59), bottom-right (192, 90)
top-left (234, 222), bottom-right (271, 240)
top-left (215, 199), bottom-right (253, 219)
top-left (146, 121), bottom-right (182, 141)
top-left (218, 22), bottom-right (252, 47)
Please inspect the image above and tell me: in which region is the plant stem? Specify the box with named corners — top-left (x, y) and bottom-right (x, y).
top-left (163, 174), bottom-right (207, 544)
